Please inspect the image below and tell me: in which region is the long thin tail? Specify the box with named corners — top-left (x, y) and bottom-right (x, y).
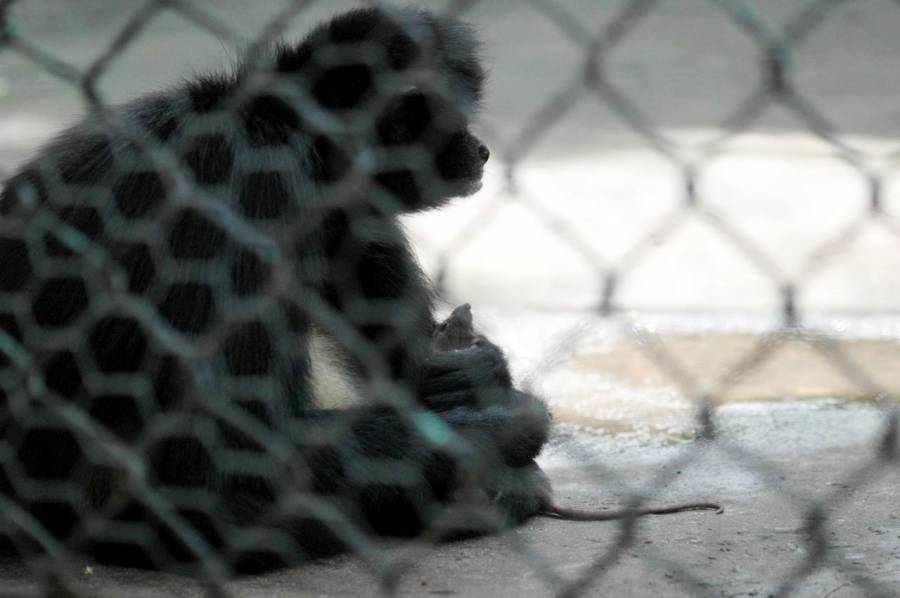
top-left (544, 501), bottom-right (724, 521)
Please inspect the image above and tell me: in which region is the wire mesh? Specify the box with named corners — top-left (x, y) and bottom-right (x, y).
top-left (0, 1), bottom-right (898, 596)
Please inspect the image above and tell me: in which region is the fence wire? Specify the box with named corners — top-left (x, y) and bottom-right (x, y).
top-left (0, 0), bottom-right (898, 596)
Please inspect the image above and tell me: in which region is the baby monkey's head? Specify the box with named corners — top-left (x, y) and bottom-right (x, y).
top-left (432, 303), bottom-right (483, 351)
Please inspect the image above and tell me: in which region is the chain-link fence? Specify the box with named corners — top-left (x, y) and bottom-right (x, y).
top-left (0, 1), bottom-right (899, 596)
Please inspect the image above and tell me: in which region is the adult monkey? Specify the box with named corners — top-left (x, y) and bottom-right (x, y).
top-left (0, 7), bottom-right (552, 573)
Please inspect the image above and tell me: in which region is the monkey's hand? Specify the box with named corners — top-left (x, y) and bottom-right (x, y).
top-left (422, 337), bottom-right (513, 411)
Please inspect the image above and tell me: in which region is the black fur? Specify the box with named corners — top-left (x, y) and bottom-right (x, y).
top-left (0, 7), bottom-right (549, 574)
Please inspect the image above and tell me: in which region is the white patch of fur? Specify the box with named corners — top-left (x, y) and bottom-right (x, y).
top-left (309, 330), bottom-right (365, 409)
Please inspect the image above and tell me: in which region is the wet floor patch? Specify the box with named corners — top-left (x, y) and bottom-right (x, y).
top-left (532, 331), bottom-right (900, 450)
top-left (571, 332), bottom-right (900, 403)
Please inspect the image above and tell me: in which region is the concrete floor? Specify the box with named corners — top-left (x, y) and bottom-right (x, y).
top-left (1, 434), bottom-right (898, 597)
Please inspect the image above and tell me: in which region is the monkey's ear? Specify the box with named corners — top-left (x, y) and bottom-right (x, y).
top-left (276, 8), bottom-right (484, 113)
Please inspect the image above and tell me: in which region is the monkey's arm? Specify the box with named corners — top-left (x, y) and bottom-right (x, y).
top-left (422, 322), bottom-right (550, 464)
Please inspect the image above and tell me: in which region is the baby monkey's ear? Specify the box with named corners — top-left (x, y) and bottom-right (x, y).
top-left (275, 7), bottom-right (484, 114)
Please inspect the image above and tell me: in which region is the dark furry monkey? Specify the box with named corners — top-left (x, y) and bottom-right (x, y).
top-left (432, 304), bottom-right (724, 521)
top-left (0, 7), bottom-right (554, 573)
top-left (0, 5), bottom-right (714, 575)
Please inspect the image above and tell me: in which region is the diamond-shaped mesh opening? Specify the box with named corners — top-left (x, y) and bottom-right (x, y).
top-left (0, 1), bottom-right (899, 596)
top-left (604, 0), bottom-right (760, 131)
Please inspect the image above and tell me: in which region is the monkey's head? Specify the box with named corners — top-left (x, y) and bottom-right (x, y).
top-left (269, 7), bottom-right (489, 212)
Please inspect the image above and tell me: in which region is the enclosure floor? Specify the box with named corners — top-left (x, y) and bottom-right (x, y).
top-left (2, 402), bottom-right (897, 598)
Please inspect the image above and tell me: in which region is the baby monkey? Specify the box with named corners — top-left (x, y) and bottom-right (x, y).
top-left (432, 304), bottom-right (723, 522)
